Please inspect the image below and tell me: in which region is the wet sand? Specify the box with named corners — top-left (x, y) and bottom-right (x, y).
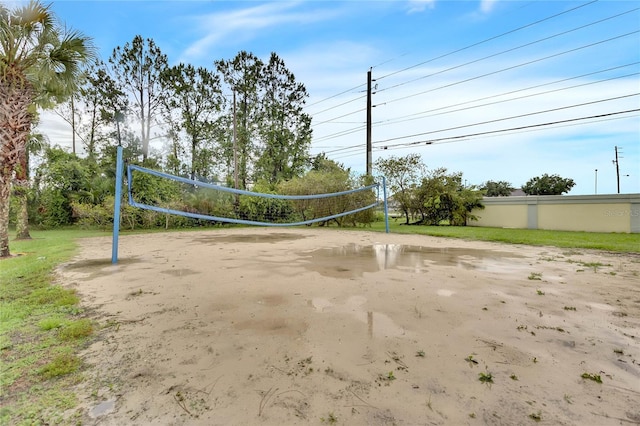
top-left (58, 228), bottom-right (640, 425)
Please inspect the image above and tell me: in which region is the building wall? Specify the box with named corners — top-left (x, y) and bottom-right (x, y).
top-left (469, 194), bottom-right (640, 233)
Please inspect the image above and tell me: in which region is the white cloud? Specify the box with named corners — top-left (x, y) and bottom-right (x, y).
top-left (406, 0), bottom-right (436, 14)
top-left (179, 2), bottom-right (340, 64)
top-left (480, 0), bottom-right (498, 14)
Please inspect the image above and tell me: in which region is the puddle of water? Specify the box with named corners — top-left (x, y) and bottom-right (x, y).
top-left (193, 233), bottom-right (306, 244)
top-left (303, 244), bottom-right (524, 278)
top-left (310, 296), bottom-right (407, 338)
top-left (89, 399), bottom-right (116, 418)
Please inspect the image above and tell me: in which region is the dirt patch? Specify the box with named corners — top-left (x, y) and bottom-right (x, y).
top-left (58, 228), bottom-right (640, 425)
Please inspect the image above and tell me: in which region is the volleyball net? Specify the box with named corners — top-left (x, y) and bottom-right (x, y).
top-left (126, 164), bottom-right (388, 228)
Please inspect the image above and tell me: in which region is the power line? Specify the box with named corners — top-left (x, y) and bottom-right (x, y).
top-left (312, 62), bottom-right (639, 146)
top-left (376, 71), bottom-right (639, 128)
top-left (377, 62), bottom-right (639, 125)
top-left (309, 94), bottom-right (366, 118)
top-left (378, 30), bottom-right (639, 107)
top-left (376, 109), bottom-right (639, 150)
top-left (375, 0), bottom-right (599, 81)
top-left (325, 110), bottom-right (637, 160)
top-left (374, 93), bottom-right (639, 145)
top-left (306, 1), bottom-right (600, 126)
top-left (312, 107), bottom-right (366, 126)
top-left (375, 7), bottom-right (639, 94)
top-left (304, 84), bottom-right (365, 109)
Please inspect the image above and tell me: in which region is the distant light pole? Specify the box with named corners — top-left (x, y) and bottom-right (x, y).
top-left (595, 169), bottom-right (598, 194)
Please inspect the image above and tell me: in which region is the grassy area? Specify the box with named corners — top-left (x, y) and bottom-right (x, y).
top-left (367, 220), bottom-right (640, 253)
top-left (0, 229), bottom-right (107, 425)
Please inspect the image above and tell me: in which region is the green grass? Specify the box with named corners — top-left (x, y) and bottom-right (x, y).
top-left (0, 228), bottom-right (106, 425)
top-left (368, 221), bottom-right (640, 253)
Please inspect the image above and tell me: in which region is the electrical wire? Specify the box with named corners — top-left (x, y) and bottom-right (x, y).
top-left (375, 7), bottom-right (639, 94)
top-left (329, 113), bottom-right (637, 161)
top-left (375, 0), bottom-right (599, 81)
top-left (378, 30), bottom-right (639, 107)
top-left (376, 109), bottom-right (639, 150)
top-left (376, 71), bottom-right (639, 128)
top-left (375, 62), bottom-right (640, 125)
top-left (374, 93), bottom-right (639, 144)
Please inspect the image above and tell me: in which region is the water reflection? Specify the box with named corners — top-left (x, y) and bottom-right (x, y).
top-left (303, 244), bottom-right (524, 278)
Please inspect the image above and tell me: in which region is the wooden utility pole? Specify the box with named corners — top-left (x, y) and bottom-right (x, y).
top-left (366, 69), bottom-right (372, 176)
top-left (614, 146), bottom-right (620, 194)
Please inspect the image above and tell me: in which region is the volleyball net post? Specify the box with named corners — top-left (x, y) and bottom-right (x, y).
top-left (111, 145), bottom-right (124, 264)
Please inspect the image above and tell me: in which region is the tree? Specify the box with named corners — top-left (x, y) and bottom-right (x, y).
top-left (374, 154), bottom-right (426, 224)
top-left (159, 63), bottom-right (225, 181)
top-left (255, 53), bottom-right (312, 185)
top-left (55, 60), bottom-right (128, 161)
top-left (416, 168), bottom-right (483, 226)
top-left (0, 1), bottom-right (94, 257)
top-left (109, 35), bottom-right (168, 161)
top-left (522, 174), bottom-right (575, 195)
top-left (481, 180), bottom-right (514, 197)
top-left (14, 132), bottom-right (47, 239)
top-left (215, 52), bottom-right (264, 189)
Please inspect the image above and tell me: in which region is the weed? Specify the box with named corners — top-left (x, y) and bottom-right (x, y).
top-left (562, 250), bottom-right (583, 256)
top-left (608, 271), bottom-right (617, 276)
top-left (528, 272), bottom-right (542, 280)
top-left (465, 354), bottom-right (478, 365)
top-left (529, 411), bottom-right (542, 422)
top-left (581, 373), bottom-right (602, 383)
top-left (564, 394), bottom-right (573, 404)
top-left (469, 413), bottom-right (476, 418)
top-left (416, 350), bottom-right (425, 358)
top-left (38, 352), bottom-right (81, 379)
top-left (613, 348), bottom-right (624, 355)
top-left (38, 317), bottom-right (66, 331)
top-left (321, 412), bottom-right (337, 424)
top-left (478, 372), bottom-right (493, 384)
top-left (563, 306), bottom-right (576, 311)
top-left (426, 394), bottom-right (433, 411)
top-left (532, 357), bottom-right (538, 363)
top-left (58, 319), bottom-right (93, 340)
top-left (510, 374), bottom-right (518, 380)
top-left (376, 371), bottom-right (396, 386)
top-left (536, 289), bottom-right (545, 296)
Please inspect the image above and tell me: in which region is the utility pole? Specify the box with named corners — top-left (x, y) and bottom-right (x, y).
top-left (594, 169), bottom-right (598, 194)
top-left (613, 146), bottom-right (621, 194)
top-left (366, 69), bottom-right (372, 176)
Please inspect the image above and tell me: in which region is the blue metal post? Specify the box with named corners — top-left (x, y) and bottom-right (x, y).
top-left (111, 145), bottom-right (123, 264)
top-left (382, 176), bottom-right (390, 233)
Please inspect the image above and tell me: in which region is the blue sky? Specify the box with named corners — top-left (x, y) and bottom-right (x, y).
top-left (29, 1), bottom-right (640, 194)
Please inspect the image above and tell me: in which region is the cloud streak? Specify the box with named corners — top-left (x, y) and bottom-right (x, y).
top-left (179, 2), bottom-right (340, 64)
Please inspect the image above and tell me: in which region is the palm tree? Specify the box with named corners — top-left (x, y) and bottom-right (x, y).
top-left (14, 132), bottom-right (48, 240)
top-left (0, 1), bottom-right (94, 257)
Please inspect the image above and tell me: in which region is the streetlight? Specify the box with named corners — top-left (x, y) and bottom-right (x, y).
top-left (595, 169), bottom-right (598, 194)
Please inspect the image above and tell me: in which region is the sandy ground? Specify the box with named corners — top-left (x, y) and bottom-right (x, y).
top-left (57, 227), bottom-right (640, 426)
